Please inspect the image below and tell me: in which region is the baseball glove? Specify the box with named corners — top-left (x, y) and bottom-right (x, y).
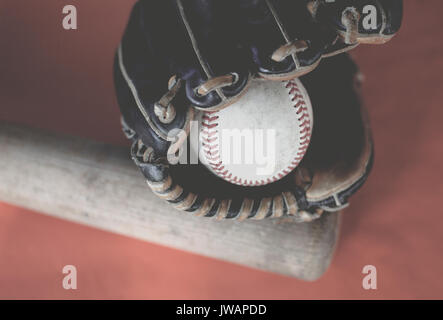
top-left (113, 0), bottom-right (403, 222)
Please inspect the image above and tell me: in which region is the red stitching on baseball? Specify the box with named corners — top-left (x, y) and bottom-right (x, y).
top-left (202, 123), bottom-right (217, 129)
top-left (202, 137), bottom-right (217, 144)
top-left (295, 100), bottom-right (306, 107)
top-left (291, 95), bottom-right (304, 102)
top-left (204, 148), bottom-right (219, 155)
top-left (202, 115), bottom-right (219, 122)
top-left (203, 144), bottom-right (218, 151)
top-left (300, 133), bottom-right (310, 140)
top-left (202, 130), bottom-right (217, 137)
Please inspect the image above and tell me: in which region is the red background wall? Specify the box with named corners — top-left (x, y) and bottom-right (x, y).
top-left (0, 0), bottom-right (442, 299)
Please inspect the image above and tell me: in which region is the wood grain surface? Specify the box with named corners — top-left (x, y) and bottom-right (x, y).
top-left (0, 123), bottom-right (340, 281)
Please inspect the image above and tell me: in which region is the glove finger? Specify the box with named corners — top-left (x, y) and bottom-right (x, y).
top-left (237, 0), bottom-right (334, 80)
top-left (310, 0), bottom-right (403, 46)
top-left (115, 1), bottom-right (195, 162)
top-left (175, 0), bottom-right (251, 111)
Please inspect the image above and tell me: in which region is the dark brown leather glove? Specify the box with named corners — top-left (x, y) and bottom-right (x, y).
top-left (113, 0), bottom-right (402, 221)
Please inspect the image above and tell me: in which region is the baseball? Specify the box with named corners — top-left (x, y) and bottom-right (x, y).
top-left (197, 78), bottom-right (313, 187)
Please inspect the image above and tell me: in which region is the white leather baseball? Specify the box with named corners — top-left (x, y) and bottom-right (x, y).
top-left (198, 78), bottom-right (313, 187)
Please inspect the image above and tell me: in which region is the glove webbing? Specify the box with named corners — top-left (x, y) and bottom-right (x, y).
top-left (146, 174), bottom-right (323, 222)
